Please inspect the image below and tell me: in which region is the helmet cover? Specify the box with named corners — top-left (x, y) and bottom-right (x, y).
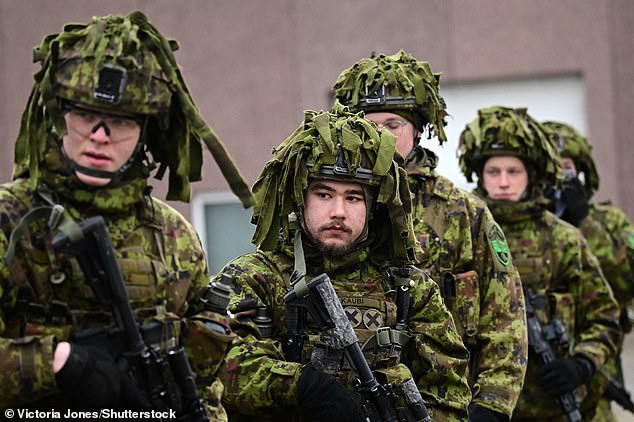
top-left (333, 50), bottom-right (448, 144)
top-left (458, 106), bottom-right (563, 195)
top-left (14, 11), bottom-right (252, 206)
top-left (251, 101), bottom-right (420, 264)
top-left (542, 120), bottom-right (599, 197)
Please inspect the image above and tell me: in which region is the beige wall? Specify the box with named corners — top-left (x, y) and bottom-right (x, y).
top-left (1, 0), bottom-right (633, 220)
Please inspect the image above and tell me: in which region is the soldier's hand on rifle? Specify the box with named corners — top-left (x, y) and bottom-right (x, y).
top-left (297, 362), bottom-right (365, 422)
top-left (536, 355), bottom-right (595, 395)
top-left (54, 342), bottom-right (146, 409)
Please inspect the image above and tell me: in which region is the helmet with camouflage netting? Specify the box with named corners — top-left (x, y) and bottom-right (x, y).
top-left (542, 121), bottom-right (599, 198)
top-left (251, 101), bottom-right (420, 265)
top-left (14, 11), bottom-right (252, 206)
top-left (332, 50), bottom-right (448, 144)
top-left (458, 106), bottom-right (564, 198)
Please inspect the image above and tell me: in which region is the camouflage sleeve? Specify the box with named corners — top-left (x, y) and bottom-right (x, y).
top-left (156, 202), bottom-right (233, 421)
top-left (406, 268), bottom-right (470, 421)
top-left (591, 204), bottom-right (634, 304)
top-left (0, 230), bottom-right (59, 407)
top-left (218, 252), bottom-right (303, 415)
top-left (0, 334), bottom-right (59, 407)
top-left (554, 223), bottom-right (621, 369)
top-left (469, 205), bottom-right (528, 417)
top-left (579, 215), bottom-right (623, 293)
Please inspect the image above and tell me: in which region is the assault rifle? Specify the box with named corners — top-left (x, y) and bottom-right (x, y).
top-left (524, 287), bottom-right (582, 422)
top-left (284, 273), bottom-right (431, 422)
top-left (52, 216), bottom-right (207, 421)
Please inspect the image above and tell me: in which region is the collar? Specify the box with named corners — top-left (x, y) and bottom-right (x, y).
top-left (40, 144), bottom-right (149, 213)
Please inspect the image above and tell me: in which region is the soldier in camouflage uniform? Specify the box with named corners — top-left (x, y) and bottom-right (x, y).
top-left (542, 120), bottom-right (634, 421)
top-left (219, 103), bottom-right (471, 421)
top-left (458, 106), bottom-right (621, 421)
top-left (333, 51), bottom-right (527, 422)
top-left (0, 11), bottom-right (253, 419)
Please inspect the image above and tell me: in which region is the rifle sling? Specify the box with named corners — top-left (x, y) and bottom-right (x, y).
top-left (362, 326), bottom-right (412, 351)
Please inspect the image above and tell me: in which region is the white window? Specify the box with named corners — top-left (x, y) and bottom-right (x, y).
top-left (192, 192), bottom-right (256, 275)
top-left (427, 75), bottom-right (586, 190)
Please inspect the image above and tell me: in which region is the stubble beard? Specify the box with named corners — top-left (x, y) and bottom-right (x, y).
top-left (313, 236), bottom-right (354, 257)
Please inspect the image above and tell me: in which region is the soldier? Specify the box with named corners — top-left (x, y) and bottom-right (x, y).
top-left (333, 50), bottom-right (527, 422)
top-left (542, 120), bottom-right (634, 421)
top-left (0, 11), bottom-right (252, 419)
top-left (219, 104), bottom-right (471, 421)
top-left (458, 105), bottom-right (621, 421)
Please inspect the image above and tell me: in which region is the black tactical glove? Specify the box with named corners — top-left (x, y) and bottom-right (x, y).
top-left (55, 343), bottom-right (143, 409)
top-left (468, 403), bottom-right (508, 422)
top-left (535, 355), bottom-right (595, 396)
top-left (559, 177), bottom-right (589, 227)
top-left (297, 363), bottom-right (365, 422)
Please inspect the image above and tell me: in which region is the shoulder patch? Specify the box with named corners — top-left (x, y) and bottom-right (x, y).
top-left (489, 224), bottom-right (510, 266)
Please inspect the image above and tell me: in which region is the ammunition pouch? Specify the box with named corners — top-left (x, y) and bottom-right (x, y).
top-left (442, 271), bottom-right (480, 342)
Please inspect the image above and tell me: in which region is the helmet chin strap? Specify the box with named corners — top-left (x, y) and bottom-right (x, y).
top-left (402, 132), bottom-right (421, 164)
top-left (61, 140), bottom-right (145, 185)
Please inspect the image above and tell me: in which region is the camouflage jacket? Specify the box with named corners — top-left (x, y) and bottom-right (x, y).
top-left (579, 201), bottom-right (634, 419)
top-left (583, 201), bottom-right (634, 332)
top-left (406, 149), bottom-right (527, 417)
top-left (485, 198), bottom-right (621, 421)
top-left (219, 240), bottom-right (471, 422)
top-left (0, 177), bottom-right (233, 420)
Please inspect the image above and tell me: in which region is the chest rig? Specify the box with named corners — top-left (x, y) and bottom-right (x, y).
top-left (3, 183), bottom-right (176, 348)
top-left (506, 218), bottom-right (571, 355)
top-left (281, 231), bottom-right (413, 373)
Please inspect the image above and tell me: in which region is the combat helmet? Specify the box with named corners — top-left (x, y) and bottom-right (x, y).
top-left (542, 121), bottom-right (599, 198)
top-left (251, 101), bottom-right (420, 265)
top-left (333, 50), bottom-right (448, 144)
top-left (458, 106), bottom-right (563, 198)
top-left (14, 11), bottom-right (251, 206)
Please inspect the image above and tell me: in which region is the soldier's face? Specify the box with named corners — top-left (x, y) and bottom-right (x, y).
top-left (365, 112), bottom-right (416, 158)
top-left (482, 156), bottom-right (528, 202)
top-left (561, 157), bottom-right (578, 176)
top-left (62, 104), bottom-right (142, 186)
top-left (303, 180), bottom-right (367, 256)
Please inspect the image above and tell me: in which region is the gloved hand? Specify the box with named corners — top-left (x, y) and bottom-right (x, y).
top-left (468, 403), bottom-right (508, 422)
top-left (297, 363), bottom-right (365, 422)
top-left (55, 343), bottom-right (142, 409)
top-left (559, 177), bottom-right (589, 227)
top-left (535, 355), bottom-right (595, 396)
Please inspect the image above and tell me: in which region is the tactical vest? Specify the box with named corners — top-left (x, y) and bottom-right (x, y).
top-left (502, 214), bottom-right (576, 357)
top-left (500, 211), bottom-right (585, 419)
top-left (265, 253), bottom-right (412, 375)
top-left (2, 180), bottom-right (179, 349)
